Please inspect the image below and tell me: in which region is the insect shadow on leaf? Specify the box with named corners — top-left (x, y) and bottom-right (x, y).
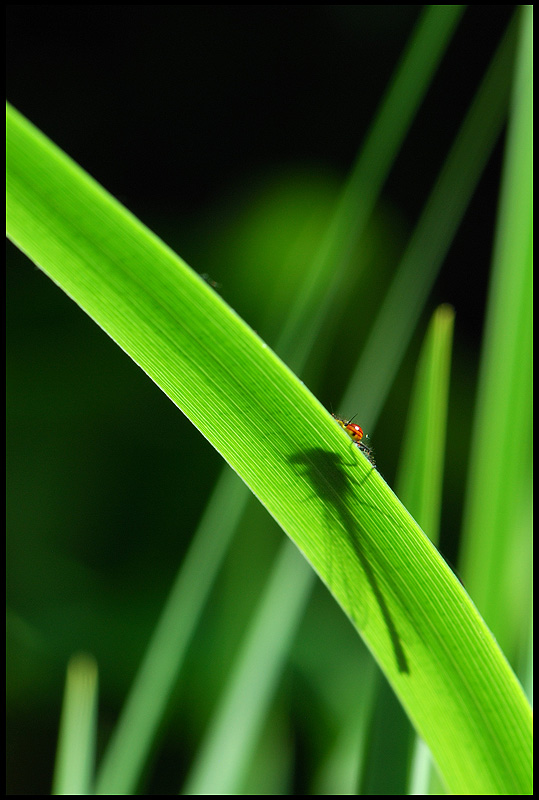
top-left (289, 447), bottom-right (409, 675)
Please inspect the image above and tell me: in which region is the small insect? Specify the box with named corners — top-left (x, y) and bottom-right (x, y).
top-left (200, 273), bottom-right (222, 290)
top-left (332, 413), bottom-right (376, 466)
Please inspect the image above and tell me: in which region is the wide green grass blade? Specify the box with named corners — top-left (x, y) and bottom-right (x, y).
top-left (6, 100), bottom-right (532, 794)
top-left (95, 7), bottom-right (468, 794)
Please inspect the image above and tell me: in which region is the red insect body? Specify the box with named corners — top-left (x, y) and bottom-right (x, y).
top-left (332, 413), bottom-right (375, 466)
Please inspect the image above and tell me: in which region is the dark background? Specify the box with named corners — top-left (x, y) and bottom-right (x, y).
top-left (7, 5), bottom-right (516, 794)
top-left (7, 6), bottom-right (515, 375)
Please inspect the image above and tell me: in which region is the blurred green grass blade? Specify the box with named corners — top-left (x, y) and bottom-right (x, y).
top-left (6, 94), bottom-right (532, 794)
top-left (182, 542), bottom-right (313, 795)
top-left (342, 13), bottom-right (518, 424)
top-left (311, 17), bottom-right (520, 793)
top-left (327, 306), bottom-right (455, 796)
top-left (281, 4), bottom-right (465, 371)
top-left (396, 304), bottom-right (455, 544)
top-left (52, 654), bottom-right (98, 796)
top-left (459, 5), bottom-right (533, 662)
top-left (173, 8), bottom-right (467, 794)
top-left (94, 469), bottom-right (247, 795)
top-left (94, 7), bottom-right (468, 794)
top-left (312, 658), bottom-right (378, 795)
top-left (334, 20), bottom-right (521, 787)
top-left (394, 305), bottom-right (454, 795)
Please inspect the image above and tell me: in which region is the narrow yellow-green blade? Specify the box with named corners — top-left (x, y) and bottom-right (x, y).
top-left (51, 654), bottom-right (98, 796)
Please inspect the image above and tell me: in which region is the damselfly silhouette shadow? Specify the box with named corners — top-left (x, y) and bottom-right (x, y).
top-left (289, 447), bottom-right (409, 675)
